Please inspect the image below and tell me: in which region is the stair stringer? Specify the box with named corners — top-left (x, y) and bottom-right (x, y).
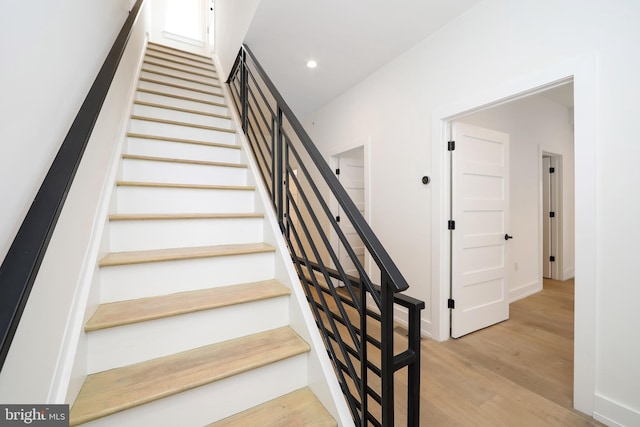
top-left (217, 59), bottom-right (354, 427)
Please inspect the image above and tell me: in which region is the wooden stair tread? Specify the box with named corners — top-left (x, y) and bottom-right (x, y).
top-left (143, 59), bottom-right (217, 79)
top-left (69, 327), bottom-right (310, 426)
top-left (141, 67), bottom-right (221, 88)
top-left (127, 132), bottom-right (239, 149)
top-left (115, 180), bottom-right (254, 191)
top-left (145, 46), bottom-right (215, 67)
top-left (136, 87), bottom-right (228, 108)
top-left (208, 387), bottom-right (336, 427)
top-left (144, 52), bottom-right (216, 73)
top-left (99, 242), bottom-right (275, 267)
top-left (147, 42), bottom-right (214, 62)
top-left (109, 212), bottom-right (263, 221)
top-left (122, 153), bottom-right (247, 169)
top-left (139, 76), bottom-right (221, 96)
top-left (85, 280), bottom-right (290, 332)
top-left (130, 114), bottom-right (236, 133)
top-left (133, 99), bottom-right (231, 119)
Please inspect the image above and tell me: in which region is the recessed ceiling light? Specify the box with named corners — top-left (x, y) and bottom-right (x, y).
top-left (306, 60), bottom-right (317, 69)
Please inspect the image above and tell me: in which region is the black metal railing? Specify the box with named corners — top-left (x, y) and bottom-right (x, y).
top-left (0, 0), bottom-right (145, 371)
top-left (227, 44), bottom-right (424, 427)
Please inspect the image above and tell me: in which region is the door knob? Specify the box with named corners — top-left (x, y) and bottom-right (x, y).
top-left (504, 234), bottom-right (514, 240)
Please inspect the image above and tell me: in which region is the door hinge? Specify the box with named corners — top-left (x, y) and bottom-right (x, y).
top-left (335, 168), bottom-right (340, 175)
top-left (549, 167), bottom-right (555, 173)
top-left (448, 298), bottom-right (455, 309)
top-left (448, 140), bottom-right (456, 151)
top-left (549, 211), bottom-right (555, 218)
top-left (335, 215), bottom-right (341, 223)
top-left (448, 220), bottom-right (456, 230)
top-left (550, 255), bottom-right (556, 262)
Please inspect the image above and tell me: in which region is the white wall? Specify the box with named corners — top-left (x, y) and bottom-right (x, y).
top-left (303, 0), bottom-right (640, 424)
top-left (457, 92), bottom-right (575, 300)
top-left (213, 0), bottom-right (261, 80)
top-left (0, 0), bottom-right (149, 403)
top-left (0, 0), bottom-right (137, 263)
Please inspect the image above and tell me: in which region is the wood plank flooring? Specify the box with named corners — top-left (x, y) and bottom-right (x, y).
top-left (393, 278), bottom-right (603, 426)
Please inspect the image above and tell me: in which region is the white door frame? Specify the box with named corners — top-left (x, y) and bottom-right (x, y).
top-left (329, 137), bottom-right (372, 278)
top-left (430, 54), bottom-right (596, 415)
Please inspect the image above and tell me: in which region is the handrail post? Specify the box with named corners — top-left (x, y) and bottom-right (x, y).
top-left (276, 107), bottom-right (284, 231)
top-left (270, 115), bottom-right (277, 207)
top-left (240, 48), bottom-right (248, 132)
top-left (381, 271), bottom-right (395, 427)
top-left (407, 306), bottom-right (421, 426)
top-left (359, 279), bottom-right (368, 426)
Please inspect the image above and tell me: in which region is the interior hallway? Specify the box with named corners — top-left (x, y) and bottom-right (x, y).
top-left (395, 278), bottom-right (603, 426)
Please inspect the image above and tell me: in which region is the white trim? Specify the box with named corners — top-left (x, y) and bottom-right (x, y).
top-left (328, 137), bottom-right (373, 278)
top-left (508, 280), bottom-right (541, 303)
top-left (564, 267), bottom-right (575, 279)
top-left (392, 305), bottom-right (433, 340)
top-left (593, 394), bottom-right (640, 427)
top-left (431, 52), bottom-right (597, 415)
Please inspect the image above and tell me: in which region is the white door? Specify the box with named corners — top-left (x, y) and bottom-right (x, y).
top-left (336, 147), bottom-right (366, 277)
top-left (451, 122), bottom-right (511, 338)
top-left (542, 155), bottom-right (561, 279)
top-left (542, 156), bottom-right (553, 278)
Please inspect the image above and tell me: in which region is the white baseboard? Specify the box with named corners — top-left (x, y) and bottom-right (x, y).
top-left (593, 394), bottom-right (640, 427)
top-left (509, 280), bottom-right (541, 303)
top-left (563, 268), bottom-right (575, 280)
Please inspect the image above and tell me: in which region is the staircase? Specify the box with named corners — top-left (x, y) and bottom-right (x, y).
top-left (69, 42), bottom-right (338, 426)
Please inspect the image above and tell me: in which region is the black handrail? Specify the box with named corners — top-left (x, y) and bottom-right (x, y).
top-left (227, 43), bottom-right (424, 427)
top-left (0, 0), bottom-right (145, 371)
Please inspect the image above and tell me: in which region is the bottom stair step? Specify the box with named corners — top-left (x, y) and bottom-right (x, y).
top-left (70, 327), bottom-right (310, 426)
top-left (208, 387), bottom-right (336, 427)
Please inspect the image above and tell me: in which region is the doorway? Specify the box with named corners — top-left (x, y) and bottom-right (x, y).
top-left (331, 146), bottom-right (366, 277)
top-left (431, 55), bottom-right (596, 414)
top-left (447, 84), bottom-right (574, 338)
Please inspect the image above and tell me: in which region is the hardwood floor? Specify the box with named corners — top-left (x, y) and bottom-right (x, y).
top-left (393, 278), bottom-right (603, 426)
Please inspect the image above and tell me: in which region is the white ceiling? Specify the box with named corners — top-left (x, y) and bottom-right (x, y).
top-left (244, 0), bottom-right (483, 118)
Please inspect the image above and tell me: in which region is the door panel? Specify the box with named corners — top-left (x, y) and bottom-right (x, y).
top-left (451, 122), bottom-right (510, 338)
top-left (543, 157), bottom-right (552, 278)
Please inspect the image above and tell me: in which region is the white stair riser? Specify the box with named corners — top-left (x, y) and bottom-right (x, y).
top-left (87, 296), bottom-right (290, 373)
top-left (109, 217), bottom-right (263, 252)
top-left (146, 49), bottom-right (215, 70)
top-left (78, 355), bottom-right (308, 427)
top-left (121, 158), bottom-right (247, 186)
top-left (115, 186), bottom-right (255, 214)
top-left (138, 79), bottom-right (225, 104)
top-left (100, 252), bottom-right (275, 302)
top-left (143, 57), bottom-right (215, 76)
top-left (129, 119), bottom-right (236, 144)
top-left (126, 137), bottom-right (241, 164)
top-left (132, 103), bottom-right (232, 129)
top-left (140, 70), bottom-right (222, 95)
top-left (135, 90), bottom-right (229, 116)
top-left (141, 63), bottom-right (219, 86)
